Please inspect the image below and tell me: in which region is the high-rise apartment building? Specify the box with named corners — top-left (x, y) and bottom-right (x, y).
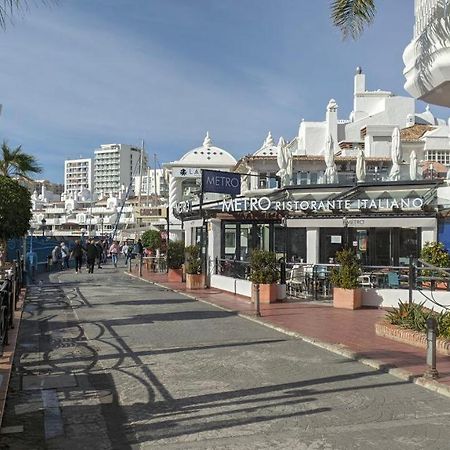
top-left (94, 144), bottom-right (144, 196)
top-left (64, 158), bottom-right (93, 197)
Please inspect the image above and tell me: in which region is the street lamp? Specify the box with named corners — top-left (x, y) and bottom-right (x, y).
top-left (41, 218), bottom-right (47, 237)
top-left (342, 216), bottom-right (349, 248)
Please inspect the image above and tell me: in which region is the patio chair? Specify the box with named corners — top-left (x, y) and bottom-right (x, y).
top-left (387, 271), bottom-right (400, 289)
top-left (287, 265), bottom-right (305, 296)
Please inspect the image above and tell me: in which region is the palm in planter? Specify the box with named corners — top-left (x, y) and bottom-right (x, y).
top-left (249, 250), bottom-right (280, 303)
top-left (330, 248), bottom-right (362, 309)
top-left (167, 241), bottom-right (185, 282)
top-left (185, 245), bottom-right (204, 289)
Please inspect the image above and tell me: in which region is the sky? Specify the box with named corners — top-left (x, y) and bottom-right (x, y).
top-left (0, 0), bottom-right (447, 183)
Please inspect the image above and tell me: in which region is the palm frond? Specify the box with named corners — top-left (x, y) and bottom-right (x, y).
top-left (331, 0), bottom-right (376, 40)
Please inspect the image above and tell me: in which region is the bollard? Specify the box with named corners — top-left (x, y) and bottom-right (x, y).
top-left (255, 283), bottom-right (261, 317)
top-left (139, 254), bottom-right (143, 277)
top-left (424, 317), bottom-right (439, 379)
top-left (129, 255), bottom-right (132, 273)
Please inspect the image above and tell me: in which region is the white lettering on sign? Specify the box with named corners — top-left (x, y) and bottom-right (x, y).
top-left (206, 175), bottom-right (240, 188)
top-left (221, 197), bottom-right (425, 212)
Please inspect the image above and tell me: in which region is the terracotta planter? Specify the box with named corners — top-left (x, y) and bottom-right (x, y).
top-left (186, 273), bottom-right (204, 290)
top-left (333, 287), bottom-right (362, 310)
top-left (168, 268), bottom-right (183, 283)
top-left (252, 283), bottom-right (278, 303)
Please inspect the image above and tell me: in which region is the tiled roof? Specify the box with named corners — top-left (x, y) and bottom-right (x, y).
top-left (400, 125), bottom-right (434, 142)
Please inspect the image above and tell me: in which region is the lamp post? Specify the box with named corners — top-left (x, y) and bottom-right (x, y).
top-left (99, 217), bottom-right (104, 237)
top-left (342, 216), bottom-right (349, 249)
top-left (41, 218), bottom-right (47, 237)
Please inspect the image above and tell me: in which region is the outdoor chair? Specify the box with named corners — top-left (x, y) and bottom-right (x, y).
top-left (287, 265), bottom-right (305, 297)
top-left (387, 271), bottom-right (400, 289)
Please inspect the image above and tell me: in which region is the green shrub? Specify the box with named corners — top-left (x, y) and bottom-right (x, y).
top-left (421, 241), bottom-right (450, 278)
top-left (185, 245), bottom-right (202, 275)
top-left (330, 248), bottom-right (360, 289)
top-left (249, 250), bottom-right (279, 284)
top-left (386, 300), bottom-right (450, 339)
top-left (141, 229), bottom-right (161, 251)
top-left (167, 241), bottom-right (185, 269)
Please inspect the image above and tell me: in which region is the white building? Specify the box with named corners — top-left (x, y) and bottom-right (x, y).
top-left (64, 158), bottom-right (93, 198)
top-left (134, 168), bottom-right (168, 198)
top-left (94, 144), bottom-right (144, 197)
top-left (164, 132), bottom-right (237, 240)
top-left (403, 0), bottom-right (450, 106)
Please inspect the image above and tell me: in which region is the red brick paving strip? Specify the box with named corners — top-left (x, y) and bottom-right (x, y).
top-left (0, 288), bottom-right (26, 427)
top-left (132, 267), bottom-right (450, 393)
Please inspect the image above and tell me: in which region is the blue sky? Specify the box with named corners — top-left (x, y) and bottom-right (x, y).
top-left (0, 0), bottom-right (446, 182)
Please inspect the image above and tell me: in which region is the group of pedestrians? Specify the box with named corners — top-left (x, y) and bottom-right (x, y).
top-left (49, 239), bottom-right (144, 274)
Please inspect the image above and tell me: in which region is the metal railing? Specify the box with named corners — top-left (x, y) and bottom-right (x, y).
top-left (0, 257), bottom-right (24, 356)
top-left (215, 258), bottom-right (251, 280)
top-left (214, 257), bottom-right (450, 303)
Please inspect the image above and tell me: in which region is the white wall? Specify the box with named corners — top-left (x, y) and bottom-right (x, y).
top-left (362, 288), bottom-right (450, 313)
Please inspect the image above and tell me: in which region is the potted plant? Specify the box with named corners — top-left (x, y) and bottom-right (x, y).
top-left (249, 250), bottom-right (280, 303)
top-left (330, 248), bottom-right (362, 309)
top-left (141, 229), bottom-right (162, 271)
top-left (167, 240), bottom-right (185, 282)
top-left (185, 245), bottom-right (204, 289)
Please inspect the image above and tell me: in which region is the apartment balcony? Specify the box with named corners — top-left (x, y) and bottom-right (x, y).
top-left (403, 0), bottom-right (450, 107)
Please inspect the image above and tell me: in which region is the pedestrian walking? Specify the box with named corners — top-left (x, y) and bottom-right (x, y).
top-left (71, 240), bottom-right (84, 273)
top-left (109, 241), bottom-right (120, 268)
top-left (95, 241), bottom-right (104, 269)
top-left (133, 239), bottom-right (144, 257)
top-left (51, 245), bottom-right (62, 271)
top-left (122, 242), bottom-right (129, 266)
top-left (86, 240), bottom-right (98, 274)
top-left (60, 242), bottom-right (70, 270)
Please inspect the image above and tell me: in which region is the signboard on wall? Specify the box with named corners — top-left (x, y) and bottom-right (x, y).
top-left (172, 168), bottom-right (202, 178)
top-left (202, 169), bottom-right (241, 196)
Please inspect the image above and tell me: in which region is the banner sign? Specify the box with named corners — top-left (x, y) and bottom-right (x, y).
top-left (202, 169), bottom-right (241, 196)
top-left (221, 196), bottom-right (424, 213)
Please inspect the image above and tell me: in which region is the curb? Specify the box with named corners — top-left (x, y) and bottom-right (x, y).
top-left (126, 272), bottom-right (450, 399)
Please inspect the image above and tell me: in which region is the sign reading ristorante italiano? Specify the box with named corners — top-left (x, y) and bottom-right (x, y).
top-left (221, 197), bottom-right (425, 213)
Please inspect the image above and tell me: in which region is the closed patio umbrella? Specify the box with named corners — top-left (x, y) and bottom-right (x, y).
top-left (276, 137), bottom-right (293, 187)
top-left (389, 127), bottom-right (402, 181)
top-left (409, 150), bottom-right (417, 181)
top-left (324, 134), bottom-right (338, 184)
top-left (356, 148), bottom-right (366, 182)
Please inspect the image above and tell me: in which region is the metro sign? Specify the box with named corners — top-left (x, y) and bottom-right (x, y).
top-left (202, 169), bottom-right (241, 196)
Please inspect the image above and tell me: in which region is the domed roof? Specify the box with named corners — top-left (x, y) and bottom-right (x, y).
top-left (179, 132), bottom-right (237, 166)
top-left (254, 132), bottom-right (279, 156)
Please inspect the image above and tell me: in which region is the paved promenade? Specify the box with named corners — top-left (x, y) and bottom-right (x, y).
top-left (135, 270), bottom-right (450, 390)
top-left (1, 266), bottom-right (450, 449)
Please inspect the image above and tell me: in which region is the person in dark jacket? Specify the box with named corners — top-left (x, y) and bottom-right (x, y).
top-left (71, 240), bottom-right (84, 273)
top-left (95, 241), bottom-right (104, 269)
top-left (86, 240), bottom-right (98, 274)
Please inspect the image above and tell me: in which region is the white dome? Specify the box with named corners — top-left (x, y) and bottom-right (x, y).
top-left (254, 131), bottom-right (279, 156)
top-left (179, 132), bottom-right (237, 165)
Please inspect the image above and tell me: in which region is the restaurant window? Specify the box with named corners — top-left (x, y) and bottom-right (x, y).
top-left (224, 224), bottom-right (237, 259)
top-left (287, 228), bottom-right (307, 263)
top-left (399, 228), bottom-right (419, 266)
top-left (240, 224), bottom-right (252, 260)
top-left (319, 228), bottom-right (346, 264)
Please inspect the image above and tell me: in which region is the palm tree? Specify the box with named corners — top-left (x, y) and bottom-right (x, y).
top-left (331, 0), bottom-right (377, 39)
top-left (0, 0), bottom-right (52, 30)
top-left (0, 140), bottom-right (42, 179)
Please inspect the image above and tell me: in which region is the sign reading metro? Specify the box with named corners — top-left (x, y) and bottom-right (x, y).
top-left (221, 197), bottom-right (425, 213)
